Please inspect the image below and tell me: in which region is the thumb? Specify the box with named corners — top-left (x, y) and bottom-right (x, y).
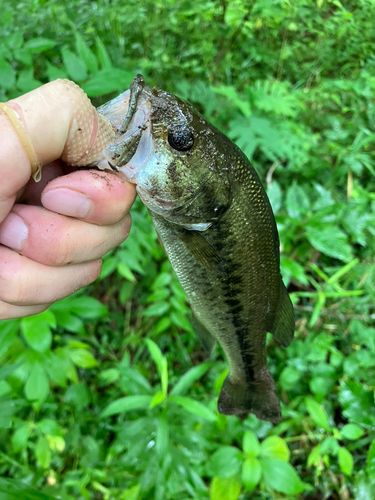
top-left (0, 79), bottom-right (116, 224)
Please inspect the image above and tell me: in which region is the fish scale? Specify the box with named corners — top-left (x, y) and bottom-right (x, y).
top-left (150, 152), bottom-right (285, 422)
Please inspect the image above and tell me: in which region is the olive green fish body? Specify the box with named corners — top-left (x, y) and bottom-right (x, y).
top-left (97, 76), bottom-right (295, 423)
top-left (150, 147), bottom-right (290, 423)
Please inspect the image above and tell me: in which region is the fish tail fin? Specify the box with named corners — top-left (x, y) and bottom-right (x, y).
top-left (270, 281), bottom-right (295, 348)
top-left (217, 371), bottom-right (281, 423)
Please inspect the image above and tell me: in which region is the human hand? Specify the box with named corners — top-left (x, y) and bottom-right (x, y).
top-left (0, 80), bottom-right (136, 319)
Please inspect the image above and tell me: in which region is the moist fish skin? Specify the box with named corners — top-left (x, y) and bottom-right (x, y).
top-left (97, 76), bottom-right (295, 423)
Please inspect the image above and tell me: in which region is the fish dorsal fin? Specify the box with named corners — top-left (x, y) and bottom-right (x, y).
top-left (270, 281), bottom-right (295, 348)
top-left (192, 312), bottom-right (216, 353)
top-left (175, 228), bottom-right (221, 268)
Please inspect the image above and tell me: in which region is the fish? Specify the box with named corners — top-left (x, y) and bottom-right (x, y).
top-left (95, 75), bottom-right (295, 423)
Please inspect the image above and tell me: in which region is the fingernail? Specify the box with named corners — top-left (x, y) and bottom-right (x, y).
top-left (42, 188), bottom-right (93, 218)
top-left (0, 213), bottom-right (28, 251)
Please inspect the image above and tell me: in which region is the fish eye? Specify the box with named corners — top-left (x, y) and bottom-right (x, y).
top-left (168, 124), bottom-right (194, 151)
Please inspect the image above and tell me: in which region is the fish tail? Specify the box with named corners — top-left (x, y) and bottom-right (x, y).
top-left (218, 371), bottom-right (281, 423)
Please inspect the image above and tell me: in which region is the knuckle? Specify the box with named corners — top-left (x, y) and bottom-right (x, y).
top-left (0, 258), bottom-right (30, 305)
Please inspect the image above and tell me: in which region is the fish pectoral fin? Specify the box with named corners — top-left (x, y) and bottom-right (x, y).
top-left (270, 281), bottom-right (295, 348)
top-left (175, 228), bottom-right (221, 268)
top-left (192, 312), bottom-right (216, 353)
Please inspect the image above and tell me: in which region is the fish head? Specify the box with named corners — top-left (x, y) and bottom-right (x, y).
top-left (97, 75), bottom-right (233, 228)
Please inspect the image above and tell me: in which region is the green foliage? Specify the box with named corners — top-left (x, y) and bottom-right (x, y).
top-left (1, 0), bottom-right (375, 499)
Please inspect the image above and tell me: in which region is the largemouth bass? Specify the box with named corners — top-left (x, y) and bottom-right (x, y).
top-left (95, 75), bottom-right (295, 423)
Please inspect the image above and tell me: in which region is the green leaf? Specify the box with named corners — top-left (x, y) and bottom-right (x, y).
top-left (353, 474), bottom-right (375, 500)
top-left (99, 368), bottom-right (121, 386)
top-left (260, 436), bottom-right (290, 461)
top-left (153, 317), bottom-right (172, 335)
top-left (35, 436), bottom-right (51, 469)
top-left (5, 32), bottom-right (23, 50)
top-left (95, 36), bottom-right (112, 69)
top-left (121, 484), bottom-right (141, 500)
top-left (341, 423), bottom-right (364, 440)
top-left (242, 457), bottom-right (262, 492)
top-left (0, 362), bottom-right (20, 380)
top-left (243, 431), bottom-right (260, 457)
top-left (250, 80), bottom-right (299, 117)
top-left (21, 316), bottom-right (52, 353)
top-left (313, 184), bottom-right (335, 210)
top-left (46, 62), bottom-right (68, 81)
top-left (210, 476), bottom-right (241, 500)
top-left (23, 38), bottom-right (56, 53)
top-left (209, 446), bottom-right (242, 478)
top-left (65, 382), bottom-right (89, 409)
top-left (67, 296), bottom-right (108, 319)
top-left (12, 424), bottom-right (31, 453)
top-left (145, 339), bottom-right (168, 394)
top-left (155, 415), bottom-right (169, 459)
top-left (305, 223), bottom-right (353, 262)
top-left (212, 85), bottom-right (251, 117)
top-left (281, 256), bottom-right (309, 286)
top-left (152, 272), bottom-right (172, 289)
top-left (267, 181), bottom-right (282, 214)
top-left (52, 310), bottom-right (84, 334)
top-left (143, 302), bottom-right (170, 316)
top-left (0, 58), bottom-right (15, 89)
top-left (43, 352), bottom-right (69, 387)
top-left (61, 48), bottom-right (87, 82)
top-left (170, 396), bottom-right (217, 422)
top-left (367, 440), bottom-right (375, 480)
top-left (149, 390), bottom-right (166, 408)
top-left (338, 446), bottom-right (354, 475)
top-left (24, 364), bottom-right (49, 405)
top-left (261, 458), bottom-right (304, 494)
top-left (279, 365), bottom-right (301, 390)
top-left (75, 33), bottom-right (98, 74)
top-left (100, 395), bottom-right (152, 417)
top-left (170, 363), bottom-right (210, 396)
top-left (0, 477), bottom-right (57, 499)
top-left (286, 182), bottom-right (310, 218)
top-left (117, 262), bottom-right (136, 282)
top-left (321, 436), bottom-right (339, 455)
top-left (37, 419), bottom-right (61, 436)
top-left (307, 444), bottom-right (322, 468)
top-left (16, 68), bottom-right (40, 93)
top-left (69, 348), bottom-right (98, 368)
top-left (339, 381), bottom-right (375, 426)
top-left (170, 311), bottom-right (193, 331)
top-left (83, 68), bottom-right (133, 97)
top-left (305, 397), bottom-right (330, 431)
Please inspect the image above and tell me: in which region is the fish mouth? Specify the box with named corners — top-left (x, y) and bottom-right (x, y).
top-left (96, 75), bottom-right (208, 221)
top-left (117, 75), bottom-right (146, 136)
top-left (95, 74), bottom-right (152, 175)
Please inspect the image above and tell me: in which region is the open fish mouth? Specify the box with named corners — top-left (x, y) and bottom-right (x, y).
top-left (96, 75), bottom-right (213, 222)
top-left (95, 74), bottom-right (152, 178)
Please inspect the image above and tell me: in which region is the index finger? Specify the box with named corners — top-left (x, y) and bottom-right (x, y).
top-left (0, 79), bottom-right (116, 222)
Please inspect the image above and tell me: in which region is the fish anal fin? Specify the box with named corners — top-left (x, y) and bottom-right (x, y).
top-left (175, 228), bottom-right (221, 268)
top-left (270, 281), bottom-right (295, 348)
top-left (218, 373), bottom-right (281, 424)
top-left (192, 312), bottom-right (216, 353)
